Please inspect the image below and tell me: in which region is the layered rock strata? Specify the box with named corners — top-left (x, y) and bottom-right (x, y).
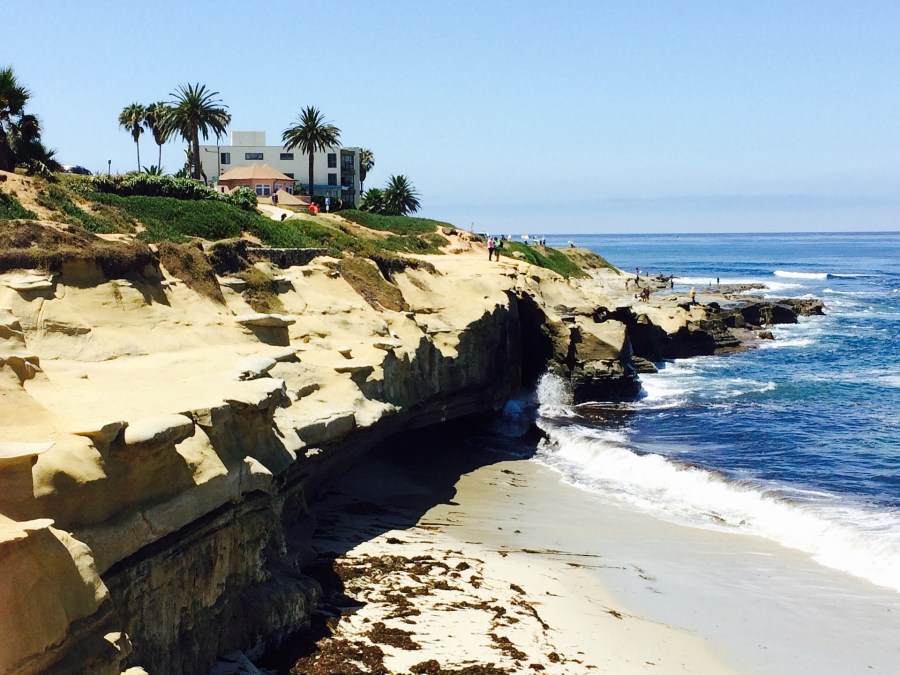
top-left (0, 234), bottom-right (818, 673)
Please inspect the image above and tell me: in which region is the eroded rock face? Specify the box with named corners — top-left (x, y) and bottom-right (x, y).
top-left (0, 230), bottom-right (821, 673)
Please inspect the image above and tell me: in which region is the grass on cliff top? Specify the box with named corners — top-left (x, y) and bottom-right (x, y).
top-left (339, 210), bottom-right (452, 235)
top-left (34, 183), bottom-right (136, 234)
top-left (500, 242), bottom-right (589, 279)
top-left (0, 219), bottom-right (155, 278)
top-left (0, 192), bottom-right (38, 220)
top-left (558, 247), bottom-right (620, 274)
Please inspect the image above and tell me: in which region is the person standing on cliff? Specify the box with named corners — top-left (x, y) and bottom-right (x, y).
top-left (487, 236), bottom-right (495, 261)
top-left (690, 287), bottom-right (697, 304)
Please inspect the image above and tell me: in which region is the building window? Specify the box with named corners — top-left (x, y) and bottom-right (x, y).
top-left (341, 154), bottom-right (354, 169)
top-left (328, 173), bottom-right (337, 186)
top-left (327, 153), bottom-right (337, 168)
top-left (245, 152), bottom-right (264, 160)
top-left (255, 183), bottom-right (271, 196)
top-left (220, 152), bottom-right (231, 164)
top-left (280, 152), bottom-right (294, 160)
top-left (284, 172), bottom-right (294, 179)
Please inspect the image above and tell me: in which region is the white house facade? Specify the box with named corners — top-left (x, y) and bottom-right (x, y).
top-left (198, 131), bottom-right (361, 205)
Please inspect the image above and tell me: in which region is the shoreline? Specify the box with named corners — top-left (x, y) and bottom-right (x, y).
top-left (282, 442), bottom-right (739, 674)
top-left (279, 437), bottom-right (900, 675)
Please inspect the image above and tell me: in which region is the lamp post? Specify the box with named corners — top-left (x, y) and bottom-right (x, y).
top-left (202, 145), bottom-right (221, 184)
top-left (107, 159), bottom-right (111, 176)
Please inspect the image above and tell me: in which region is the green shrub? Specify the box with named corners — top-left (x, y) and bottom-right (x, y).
top-left (0, 193), bottom-right (37, 220)
top-left (91, 173), bottom-right (220, 200)
top-left (339, 209), bottom-right (450, 235)
top-left (224, 186), bottom-right (258, 211)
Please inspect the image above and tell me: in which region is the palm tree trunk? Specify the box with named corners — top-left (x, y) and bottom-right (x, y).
top-left (136, 139), bottom-right (141, 172)
top-left (191, 127), bottom-right (201, 181)
top-left (158, 143), bottom-right (162, 172)
top-left (308, 151), bottom-right (315, 199)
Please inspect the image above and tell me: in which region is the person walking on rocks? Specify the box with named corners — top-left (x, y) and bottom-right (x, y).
top-left (690, 287), bottom-right (697, 304)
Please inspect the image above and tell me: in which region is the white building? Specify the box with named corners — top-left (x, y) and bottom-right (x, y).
top-left (198, 131), bottom-right (361, 206)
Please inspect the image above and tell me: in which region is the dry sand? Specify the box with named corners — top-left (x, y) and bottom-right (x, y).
top-left (288, 443), bottom-right (741, 674)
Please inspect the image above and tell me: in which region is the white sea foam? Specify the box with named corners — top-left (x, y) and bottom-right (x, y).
top-left (756, 337), bottom-right (814, 350)
top-left (535, 372), bottom-right (576, 417)
top-left (534, 421), bottom-right (900, 593)
top-left (774, 270), bottom-right (829, 280)
top-left (877, 374), bottom-right (900, 388)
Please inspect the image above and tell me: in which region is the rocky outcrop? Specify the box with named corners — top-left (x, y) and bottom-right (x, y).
top-left (0, 234), bottom-right (823, 674)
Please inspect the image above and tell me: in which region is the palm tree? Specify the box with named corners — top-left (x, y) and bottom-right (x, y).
top-left (118, 103), bottom-right (146, 172)
top-left (0, 66), bottom-right (32, 171)
top-left (359, 188), bottom-right (385, 214)
top-left (358, 148), bottom-right (374, 193)
top-left (383, 174), bottom-right (421, 215)
top-left (165, 83), bottom-right (230, 181)
top-left (0, 67), bottom-right (59, 175)
top-left (281, 106), bottom-right (341, 199)
top-left (143, 101), bottom-right (171, 170)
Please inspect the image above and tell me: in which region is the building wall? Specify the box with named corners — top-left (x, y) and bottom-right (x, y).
top-left (199, 132), bottom-right (360, 205)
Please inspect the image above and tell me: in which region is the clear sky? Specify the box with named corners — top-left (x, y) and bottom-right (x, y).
top-left (5, 0), bottom-right (900, 233)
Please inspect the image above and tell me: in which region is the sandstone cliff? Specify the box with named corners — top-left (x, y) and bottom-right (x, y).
top-left (0, 224), bottom-right (815, 673)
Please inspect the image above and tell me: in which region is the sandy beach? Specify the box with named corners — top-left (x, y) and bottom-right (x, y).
top-left (282, 438), bottom-right (738, 674)
top-left (280, 432), bottom-right (900, 675)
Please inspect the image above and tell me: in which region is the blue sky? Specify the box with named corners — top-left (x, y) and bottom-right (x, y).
top-left (5, 0), bottom-right (900, 232)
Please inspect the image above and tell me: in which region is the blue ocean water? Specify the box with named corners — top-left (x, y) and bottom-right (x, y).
top-left (531, 232), bottom-right (900, 592)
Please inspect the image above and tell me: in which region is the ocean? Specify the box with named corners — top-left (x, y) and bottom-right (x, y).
top-left (478, 231), bottom-right (900, 671)
top-left (525, 231), bottom-right (900, 594)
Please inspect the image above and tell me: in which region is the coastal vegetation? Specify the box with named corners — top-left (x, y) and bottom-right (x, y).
top-left (156, 240), bottom-right (225, 303)
top-left (359, 174), bottom-right (422, 215)
top-left (358, 148), bottom-right (374, 193)
top-left (500, 241), bottom-right (590, 279)
top-left (0, 172), bottom-right (591, 279)
top-left (338, 256), bottom-right (409, 311)
top-left (164, 83), bottom-right (231, 181)
top-left (143, 102), bottom-right (172, 170)
top-left (339, 209), bottom-right (449, 234)
top-left (0, 218), bottom-right (154, 277)
top-left (238, 266), bottom-right (285, 313)
top-left (282, 106), bottom-right (341, 200)
top-left (0, 191), bottom-right (36, 219)
top-left (117, 103), bottom-right (146, 172)
top-left (0, 66), bottom-right (59, 175)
